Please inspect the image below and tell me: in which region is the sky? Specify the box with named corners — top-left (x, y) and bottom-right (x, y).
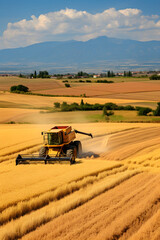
top-left (0, 0), bottom-right (160, 49)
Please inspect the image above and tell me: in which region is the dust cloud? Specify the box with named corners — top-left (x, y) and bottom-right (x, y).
top-left (82, 135), bottom-right (109, 155)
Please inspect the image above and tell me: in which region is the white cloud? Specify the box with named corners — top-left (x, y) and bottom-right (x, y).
top-left (119, 8), bottom-right (141, 16)
top-left (0, 8), bottom-right (160, 49)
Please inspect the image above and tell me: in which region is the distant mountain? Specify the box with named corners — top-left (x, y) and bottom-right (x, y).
top-left (0, 36), bottom-right (160, 72)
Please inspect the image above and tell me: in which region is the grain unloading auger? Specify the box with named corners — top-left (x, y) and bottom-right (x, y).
top-left (16, 126), bottom-right (93, 165)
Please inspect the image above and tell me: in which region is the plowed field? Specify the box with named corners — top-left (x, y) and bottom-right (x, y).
top-left (0, 123), bottom-right (160, 240)
top-left (33, 81), bottom-right (160, 97)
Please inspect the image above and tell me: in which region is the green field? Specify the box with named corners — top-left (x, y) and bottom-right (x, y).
top-left (85, 110), bottom-right (160, 123)
top-left (2, 110), bottom-right (160, 124)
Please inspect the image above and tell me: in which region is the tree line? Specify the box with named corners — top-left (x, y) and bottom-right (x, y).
top-left (54, 101), bottom-right (135, 112)
top-left (54, 100), bottom-right (160, 116)
top-left (18, 70), bottom-right (134, 79)
top-left (30, 71), bottom-right (50, 78)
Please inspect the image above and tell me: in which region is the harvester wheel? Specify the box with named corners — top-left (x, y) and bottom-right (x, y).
top-left (73, 141), bottom-right (82, 157)
top-left (39, 147), bottom-right (47, 157)
top-left (66, 147), bottom-right (77, 164)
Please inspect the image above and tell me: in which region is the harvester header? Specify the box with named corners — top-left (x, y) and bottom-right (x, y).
top-left (16, 126), bottom-right (93, 165)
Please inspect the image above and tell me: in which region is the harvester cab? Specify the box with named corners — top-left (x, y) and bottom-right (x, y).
top-left (16, 126), bottom-right (93, 165)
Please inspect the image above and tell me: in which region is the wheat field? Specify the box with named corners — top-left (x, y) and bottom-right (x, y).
top-left (33, 81), bottom-right (160, 97)
top-left (0, 91), bottom-right (150, 108)
top-left (0, 122), bottom-right (160, 240)
top-left (0, 91), bottom-right (154, 124)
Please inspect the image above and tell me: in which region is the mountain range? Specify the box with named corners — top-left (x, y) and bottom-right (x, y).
top-left (0, 36), bottom-right (159, 73)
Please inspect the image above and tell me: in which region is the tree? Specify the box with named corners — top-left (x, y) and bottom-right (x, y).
top-left (80, 99), bottom-right (84, 106)
top-left (61, 102), bottom-right (69, 111)
top-left (19, 73), bottom-right (23, 78)
top-left (65, 83), bottom-right (71, 88)
top-left (10, 86), bottom-right (17, 92)
top-left (103, 106), bottom-right (114, 121)
top-left (10, 85), bottom-right (29, 92)
top-left (106, 110), bottom-right (114, 116)
top-left (38, 71), bottom-right (50, 78)
top-left (150, 75), bottom-right (160, 80)
top-left (123, 105), bottom-right (135, 110)
top-left (154, 102), bottom-right (160, 116)
top-left (76, 71), bottom-right (89, 78)
top-left (107, 71), bottom-right (111, 77)
top-left (128, 71), bottom-right (132, 77)
top-left (33, 70), bottom-right (37, 78)
top-left (19, 73), bottom-right (26, 78)
top-left (124, 71), bottom-right (132, 77)
top-left (17, 85), bottom-right (29, 92)
top-left (138, 107), bottom-right (152, 116)
top-left (104, 102), bottom-right (118, 110)
top-left (54, 102), bottom-right (60, 108)
top-left (110, 71), bottom-right (115, 77)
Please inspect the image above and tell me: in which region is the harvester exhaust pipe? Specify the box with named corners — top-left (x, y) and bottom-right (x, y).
top-left (74, 130), bottom-right (93, 138)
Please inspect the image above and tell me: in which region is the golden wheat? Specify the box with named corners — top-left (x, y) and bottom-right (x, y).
top-left (0, 169), bottom-right (138, 240)
top-left (0, 165), bottom-right (126, 225)
top-left (1, 122), bottom-right (160, 240)
top-left (128, 209), bottom-right (160, 240)
top-left (21, 173), bottom-right (160, 240)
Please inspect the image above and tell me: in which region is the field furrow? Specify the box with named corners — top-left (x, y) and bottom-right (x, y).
top-left (0, 144), bottom-right (41, 163)
top-left (0, 170), bottom-right (139, 240)
top-left (128, 209), bottom-right (160, 240)
top-left (20, 173), bottom-right (160, 240)
top-left (0, 164), bottom-right (126, 225)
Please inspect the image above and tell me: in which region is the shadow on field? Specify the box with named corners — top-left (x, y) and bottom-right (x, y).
top-left (17, 160), bottom-right (83, 165)
top-left (80, 151), bottom-right (99, 159)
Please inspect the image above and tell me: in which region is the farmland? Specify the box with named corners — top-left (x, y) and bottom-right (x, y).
top-left (0, 76), bottom-right (64, 91)
top-left (0, 123), bottom-right (160, 240)
top-left (0, 76), bottom-right (160, 124)
top-left (32, 81), bottom-right (160, 97)
top-left (1, 76), bottom-right (160, 98)
top-left (0, 76), bottom-right (160, 240)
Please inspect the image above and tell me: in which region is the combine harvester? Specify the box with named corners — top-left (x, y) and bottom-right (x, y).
top-left (16, 126), bottom-right (93, 165)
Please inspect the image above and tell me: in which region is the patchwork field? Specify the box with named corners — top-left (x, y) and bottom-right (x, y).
top-left (0, 90), bottom-right (157, 124)
top-left (0, 123), bottom-right (160, 240)
top-left (33, 81), bottom-right (160, 97)
top-left (0, 77), bottom-right (159, 123)
top-left (0, 92), bottom-right (150, 109)
top-left (1, 76), bottom-right (160, 99)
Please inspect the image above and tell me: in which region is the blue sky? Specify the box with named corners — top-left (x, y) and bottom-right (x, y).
top-left (0, 0), bottom-right (160, 49)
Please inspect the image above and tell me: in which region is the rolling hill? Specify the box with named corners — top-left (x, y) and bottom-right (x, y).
top-left (0, 36), bottom-right (160, 72)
